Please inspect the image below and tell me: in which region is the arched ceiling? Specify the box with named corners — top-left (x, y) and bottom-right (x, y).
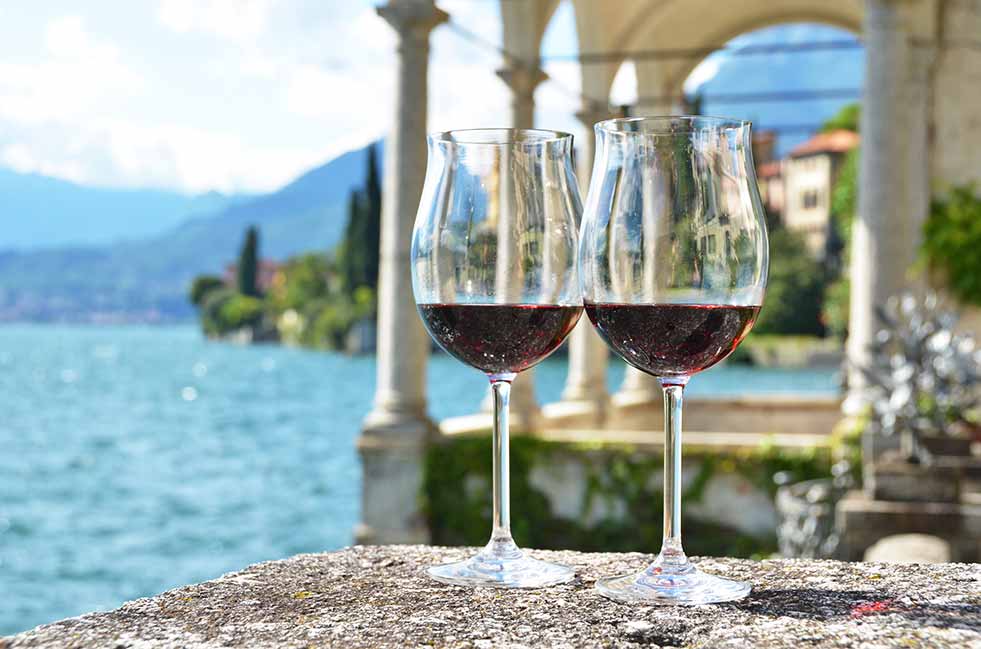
top-left (629, 0), bottom-right (864, 95)
top-left (500, 0), bottom-right (564, 63)
top-left (499, 0), bottom-right (865, 104)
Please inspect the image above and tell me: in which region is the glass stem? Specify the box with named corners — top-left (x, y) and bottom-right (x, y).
top-left (660, 379), bottom-right (687, 557)
top-left (490, 378), bottom-right (513, 541)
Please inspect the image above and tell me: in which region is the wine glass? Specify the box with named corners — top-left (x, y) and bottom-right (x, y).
top-left (579, 116), bottom-right (768, 604)
top-left (411, 128), bottom-right (583, 588)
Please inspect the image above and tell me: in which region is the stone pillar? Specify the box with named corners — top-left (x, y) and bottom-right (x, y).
top-left (906, 42), bottom-right (936, 269)
top-left (845, 0), bottom-right (913, 409)
top-left (610, 64), bottom-right (676, 426)
top-left (357, 0), bottom-right (447, 545)
top-left (546, 106), bottom-right (610, 428)
top-left (496, 63), bottom-right (548, 133)
top-left (480, 61), bottom-right (548, 432)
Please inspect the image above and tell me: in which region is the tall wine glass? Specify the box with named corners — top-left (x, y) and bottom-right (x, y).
top-left (579, 116), bottom-right (769, 604)
top-left (411, 128), bottom-right (583, 588)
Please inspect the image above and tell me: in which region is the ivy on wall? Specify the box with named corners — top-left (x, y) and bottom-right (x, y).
top-left (922, 186), bottom-right (981, 306)
top-left (423, 435), bottom-right (831, 559)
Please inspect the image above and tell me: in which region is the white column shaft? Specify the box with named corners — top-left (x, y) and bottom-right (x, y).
top-left (559, 108), bottom-right (610, 420)
top-left (358, 1), bottom-right (446, 545)
top-left (847, 0), bottom-right (913, 400)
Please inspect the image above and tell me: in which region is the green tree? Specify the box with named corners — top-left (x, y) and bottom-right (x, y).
top-left (821, 103), bottom-right (860, 133)
top-left (219, 294), bottom-right (264, 330)
top-left (189, 275), bottom-right (224, 306)
top-left (754, 228), bottom-right (827, 336)
top-left (363, 143), bottom-right (382, 289)
top-left (269, 253), bottom-right (331, 312)
top-left (237, 226), bottom-right (260, 297)
top-left (200, 287), bottom-right (236, 336)
top-left (337, 144), bottom-right (382, 293)
top-left (922, 186), bottom-right (981, 305)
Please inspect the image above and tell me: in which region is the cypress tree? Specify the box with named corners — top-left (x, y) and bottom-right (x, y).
top-left (339, 190), bottom-right (364, 290)
top-left (237, 225), bottom-right (260, 297)
top-left (337, 143), bottom-right (383, 293)
top-left (362, 143), bottom-right (382, 291)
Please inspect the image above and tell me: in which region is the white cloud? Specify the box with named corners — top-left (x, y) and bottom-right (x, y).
top-left (0, 118), bottom-right (325, 193)
top-left (157, 0), bottom-right (277, 41)
top-left (0, 15), bottom-right (143, 124)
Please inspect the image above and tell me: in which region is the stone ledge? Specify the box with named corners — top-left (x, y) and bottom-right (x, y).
top-left (5, 545), bottom-right (981, 648)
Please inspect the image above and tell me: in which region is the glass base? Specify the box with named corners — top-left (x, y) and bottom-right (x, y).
top-left (427, 537), bottom-right (575, 589)
top-left (596, 549), bottom-right (751, 605)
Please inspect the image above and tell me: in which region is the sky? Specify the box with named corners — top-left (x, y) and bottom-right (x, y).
top-left (0, 1), bottom-right (857, 196)
top-left (0, 0), bottom-right (587, 195)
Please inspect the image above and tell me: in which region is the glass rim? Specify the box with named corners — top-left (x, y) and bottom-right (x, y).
top-left (429, 128), bottom-right (573, 146)
top-left (595, 115), bottom-right (752, 134)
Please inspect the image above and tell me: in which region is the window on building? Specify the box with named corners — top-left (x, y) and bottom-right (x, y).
top-left (802, 189), bottom-right (819, 209)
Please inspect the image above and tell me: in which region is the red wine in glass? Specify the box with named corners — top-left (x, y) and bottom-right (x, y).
top-left (417, 304), bottom-right (582, 375)
top-left (584, 303), bottom-right (759, 378)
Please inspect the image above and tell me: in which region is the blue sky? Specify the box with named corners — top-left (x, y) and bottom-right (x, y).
top-left (0, 1), bottom-right (858, 195)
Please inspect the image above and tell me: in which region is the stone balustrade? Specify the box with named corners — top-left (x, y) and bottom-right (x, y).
top-left (6, 545), bottom-right (980, 648)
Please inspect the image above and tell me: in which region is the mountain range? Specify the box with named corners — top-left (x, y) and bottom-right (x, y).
top-left (0, 169), bottom-right (251, 251)
top-left (0, 144), bottom-right (374, 322)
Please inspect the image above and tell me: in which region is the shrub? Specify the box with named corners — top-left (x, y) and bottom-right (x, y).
top-left (218, 294), bottom-right (264, 330)
top-left (822, 277), bottom-right (850, 340)
top-left (200, 288), bottom-right (236, 336)
top-left (922, 186), bottom-right (981, 306)
top-left (189, 275), bottom-right (225, 306)
top-left (753, 228), bottom-right (827, 336)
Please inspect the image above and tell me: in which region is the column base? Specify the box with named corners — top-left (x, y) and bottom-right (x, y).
top-left (541, 396), bottom-right (607, 429)
top-left (358, 411), bottom-right (435, 545)
top-left (607, 385), bottom-right (662, 430)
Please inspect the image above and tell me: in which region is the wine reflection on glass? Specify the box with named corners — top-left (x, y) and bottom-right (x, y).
top-left (579, 116), bottom-right (769, 604)
top-left (411, 128), bottom-right (583, 588)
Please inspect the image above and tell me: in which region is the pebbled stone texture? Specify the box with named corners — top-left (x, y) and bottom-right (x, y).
top-left (4, 545), bottom-right (981, 648)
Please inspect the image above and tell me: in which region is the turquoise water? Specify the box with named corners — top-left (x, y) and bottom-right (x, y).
top-left (0, 325), bottom-right (838, 634)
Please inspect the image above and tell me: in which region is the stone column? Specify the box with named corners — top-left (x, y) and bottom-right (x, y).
top-left (480, 61), bottom-right (548, 432)
top-left (497, 63), bottom-right (548, 133)
top-left (905, 42), bottom-right (936, 272)
top-left (610, 64), bottom-right (675, 425)
top-left (845, 0), bottom-right (913, 409)
top-left (546, 106), bottom-right (610, 428)
top-left (357, 0), bottom-right (447, 545)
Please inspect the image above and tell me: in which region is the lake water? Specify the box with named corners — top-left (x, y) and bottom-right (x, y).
top-left (0, 324), bottom-right (838, 634)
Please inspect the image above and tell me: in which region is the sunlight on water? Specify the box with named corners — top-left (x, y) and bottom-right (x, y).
top-left (0, 325), bottom-right (837, 634)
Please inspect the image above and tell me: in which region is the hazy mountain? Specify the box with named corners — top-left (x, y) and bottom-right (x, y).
top-left (0, 168), bottom-right (248, 250)
top-left (0, 143), bottom-right (377, 322)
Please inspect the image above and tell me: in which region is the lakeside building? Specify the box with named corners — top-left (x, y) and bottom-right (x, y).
top-left (782, 130), bottom-right (860, 259)
top-left (752, 129), bottom-right (859, 260)
top-left (222, 259), bottom-right (281, 293)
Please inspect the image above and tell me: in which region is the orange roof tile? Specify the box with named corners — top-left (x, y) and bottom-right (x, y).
top-left (790, 129), bottom-right (859, 158)
top-left (757, 160), bottom-right (782, 178)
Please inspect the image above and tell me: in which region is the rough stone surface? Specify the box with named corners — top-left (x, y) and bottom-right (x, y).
top-left (5, 545), bottom-right (981, 648)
